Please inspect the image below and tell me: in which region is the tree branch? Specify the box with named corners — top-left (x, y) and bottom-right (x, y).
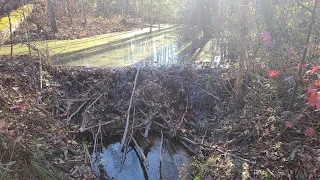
top-left (120, 68), bottom-right (140, 151)
top-left (288, 0), bottom-right (319, 110)
top-left (294, 0), bottom-right (313, 12)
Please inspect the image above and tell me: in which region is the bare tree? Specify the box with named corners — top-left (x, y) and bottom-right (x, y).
top-left (47, 0), bottom-right (58, 33)
top-left (82, 0), bottom-right (87, 25)
top-left (149, 0), bottom-right (153, 33)
top-left (235, 0), bottom-right (249, 110)
top-left (66, 0), bottom-right (72, 26)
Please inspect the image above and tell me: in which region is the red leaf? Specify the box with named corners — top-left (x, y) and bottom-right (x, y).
top-left (0, 120), bottom-right (6, 129)
top-left (311, 66), bottom-right (320, 73)
top-left (265, 129), bottom-right (269, 135)
top-left (285, 121), bottom-right (293, 128)
top-left (260, 32), bottom-right (271, 40)
top-left (300, 64), bottom-right (307, 68)
top-left (313, 79), bottom-right (320, 87)
top-left (268, 71), bottom-right (280, 77)
top-left (307, 86), bottom-right (318, 92)
top-left (19, 105), bottom-right (25, 111)
top-left (306, 89), bottom-right (317, 97)
top-left (10, 105), bottom-right (25, 111)
top-left (7, 130), bottom-right (15, 136)
top-left (305, 128), bottom-right (315, 137)
top-left (307, 94), bottom-right (320, 107)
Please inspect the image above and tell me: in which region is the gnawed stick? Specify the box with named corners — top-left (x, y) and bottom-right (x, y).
top-left (86, 93), bottom-right (104, 110)
top-left (198, 86), bottom-right (220, 101)
top-left (159, 130), bottom-right (164, 179)
top-left (159, 113), bottom-right (173, 129)
top-left (137, 108), bottom-right (157, 138)
top-left (131, 134), bottom-right (149, 169)
top-left (120, 68), bottom-right (140, 151)
top-left (67, 101), bottom-right (87, 123)
top-left (179, 136), bottom-right (255, 165)
top-left (81, 94), bottom-right (104, 130)
top-left (79, 120), bottom-right (115, 132)
top-left (153, 120), bottom-right (170, 130)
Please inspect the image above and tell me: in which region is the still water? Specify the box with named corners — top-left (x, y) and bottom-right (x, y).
top-left (92, 135), bottom-right (191, 180)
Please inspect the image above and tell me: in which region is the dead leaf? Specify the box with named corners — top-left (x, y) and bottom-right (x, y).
top-left (14, 136), bottom-right (23, 143)
top-left (0, 120), bottom-right (6, 129)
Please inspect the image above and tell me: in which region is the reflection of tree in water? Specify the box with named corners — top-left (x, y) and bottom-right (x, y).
top-left (93, 135), bottom-right (189, 180)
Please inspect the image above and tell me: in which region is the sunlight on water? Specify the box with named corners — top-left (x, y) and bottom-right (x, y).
top-left (65, 31), bottom-right (180, 67)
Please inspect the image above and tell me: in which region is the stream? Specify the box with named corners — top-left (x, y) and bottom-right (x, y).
top-left (0, 25), bottom-right (222, 68)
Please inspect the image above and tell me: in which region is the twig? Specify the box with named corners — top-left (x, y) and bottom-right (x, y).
top-left (120, 136), bottom-right (132, 170)
top-left (93, 125), bottom-right (102, 154)
top-left (159, 113), bottom-right (172, 128)
top-left (121, 68), bottom-right (140, 151)
top-left (86, 94), bottom-right (104, 110)
top-left (67, 101), bottom-right (87, 123)
top-left (180, 106), bottom-right (188, 126)
top-left (131, 106), bottom-right (136, 136)
top-left (131, 134), bottom-right (149, 168)
top-left (198, 86), bottom-right (220, 101)
top-left (79, 120), bottom-right (115, 132)
top-left (159, 130), bottom-right (164, 177)
top-left (83, 142), bottom-right (93, 172)
top-left (294, 0), bottom-right (313, 12)
top-left (288, 0), bottom-right (319, 110)
top-left (179, 136), bottom-right (255, 165)
top-left (8, 14), bottom-right (13, 60)
top-left (153, 120), bottom-right (170, 130)
top-left (180, 140), bottom-right (198, 154)
top-left (0, 139), bottom-right (17, 178)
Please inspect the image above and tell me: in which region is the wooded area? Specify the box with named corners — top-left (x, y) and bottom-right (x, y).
top-left (0, 0), bottom-right (320, 179)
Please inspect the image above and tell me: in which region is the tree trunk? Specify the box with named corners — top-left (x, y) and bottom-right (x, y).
top-left (8, 14), bottom-right (13, 60)
top-left (140, 0), bottom-right (144, 29)
top-left (66, 0), bottom-right (72, 26)
top-left (149, 0), bottom-right (153, 33)
top-left (125, 0), bottom-right (129, 18)
top-left (47, 0), bottom-right (58, 33)
top-left (82, 0), bottom-right (87, 25)
top-left (235, 0), bottom-right (249, 110)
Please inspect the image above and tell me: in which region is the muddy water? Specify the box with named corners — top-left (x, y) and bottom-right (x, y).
top-left (92, 134), bottom-right (191, 180)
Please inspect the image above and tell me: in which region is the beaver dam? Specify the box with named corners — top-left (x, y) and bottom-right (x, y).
top-left (42, 64), bottom-right (238, 179)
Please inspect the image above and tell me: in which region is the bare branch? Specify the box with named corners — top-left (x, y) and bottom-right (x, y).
top-left (294, 0), bottom-right (313, 12)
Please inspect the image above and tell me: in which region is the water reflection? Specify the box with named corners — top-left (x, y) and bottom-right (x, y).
top-left (92, 135), bottom-right (191, 180)
top-left (67, 28), bottom-right (182, 67)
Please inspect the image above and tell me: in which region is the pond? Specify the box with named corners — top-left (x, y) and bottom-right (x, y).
top-left (92, 134), bottom-right (191, 180)
top-left (0, 25), bottom-right (222, 68)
